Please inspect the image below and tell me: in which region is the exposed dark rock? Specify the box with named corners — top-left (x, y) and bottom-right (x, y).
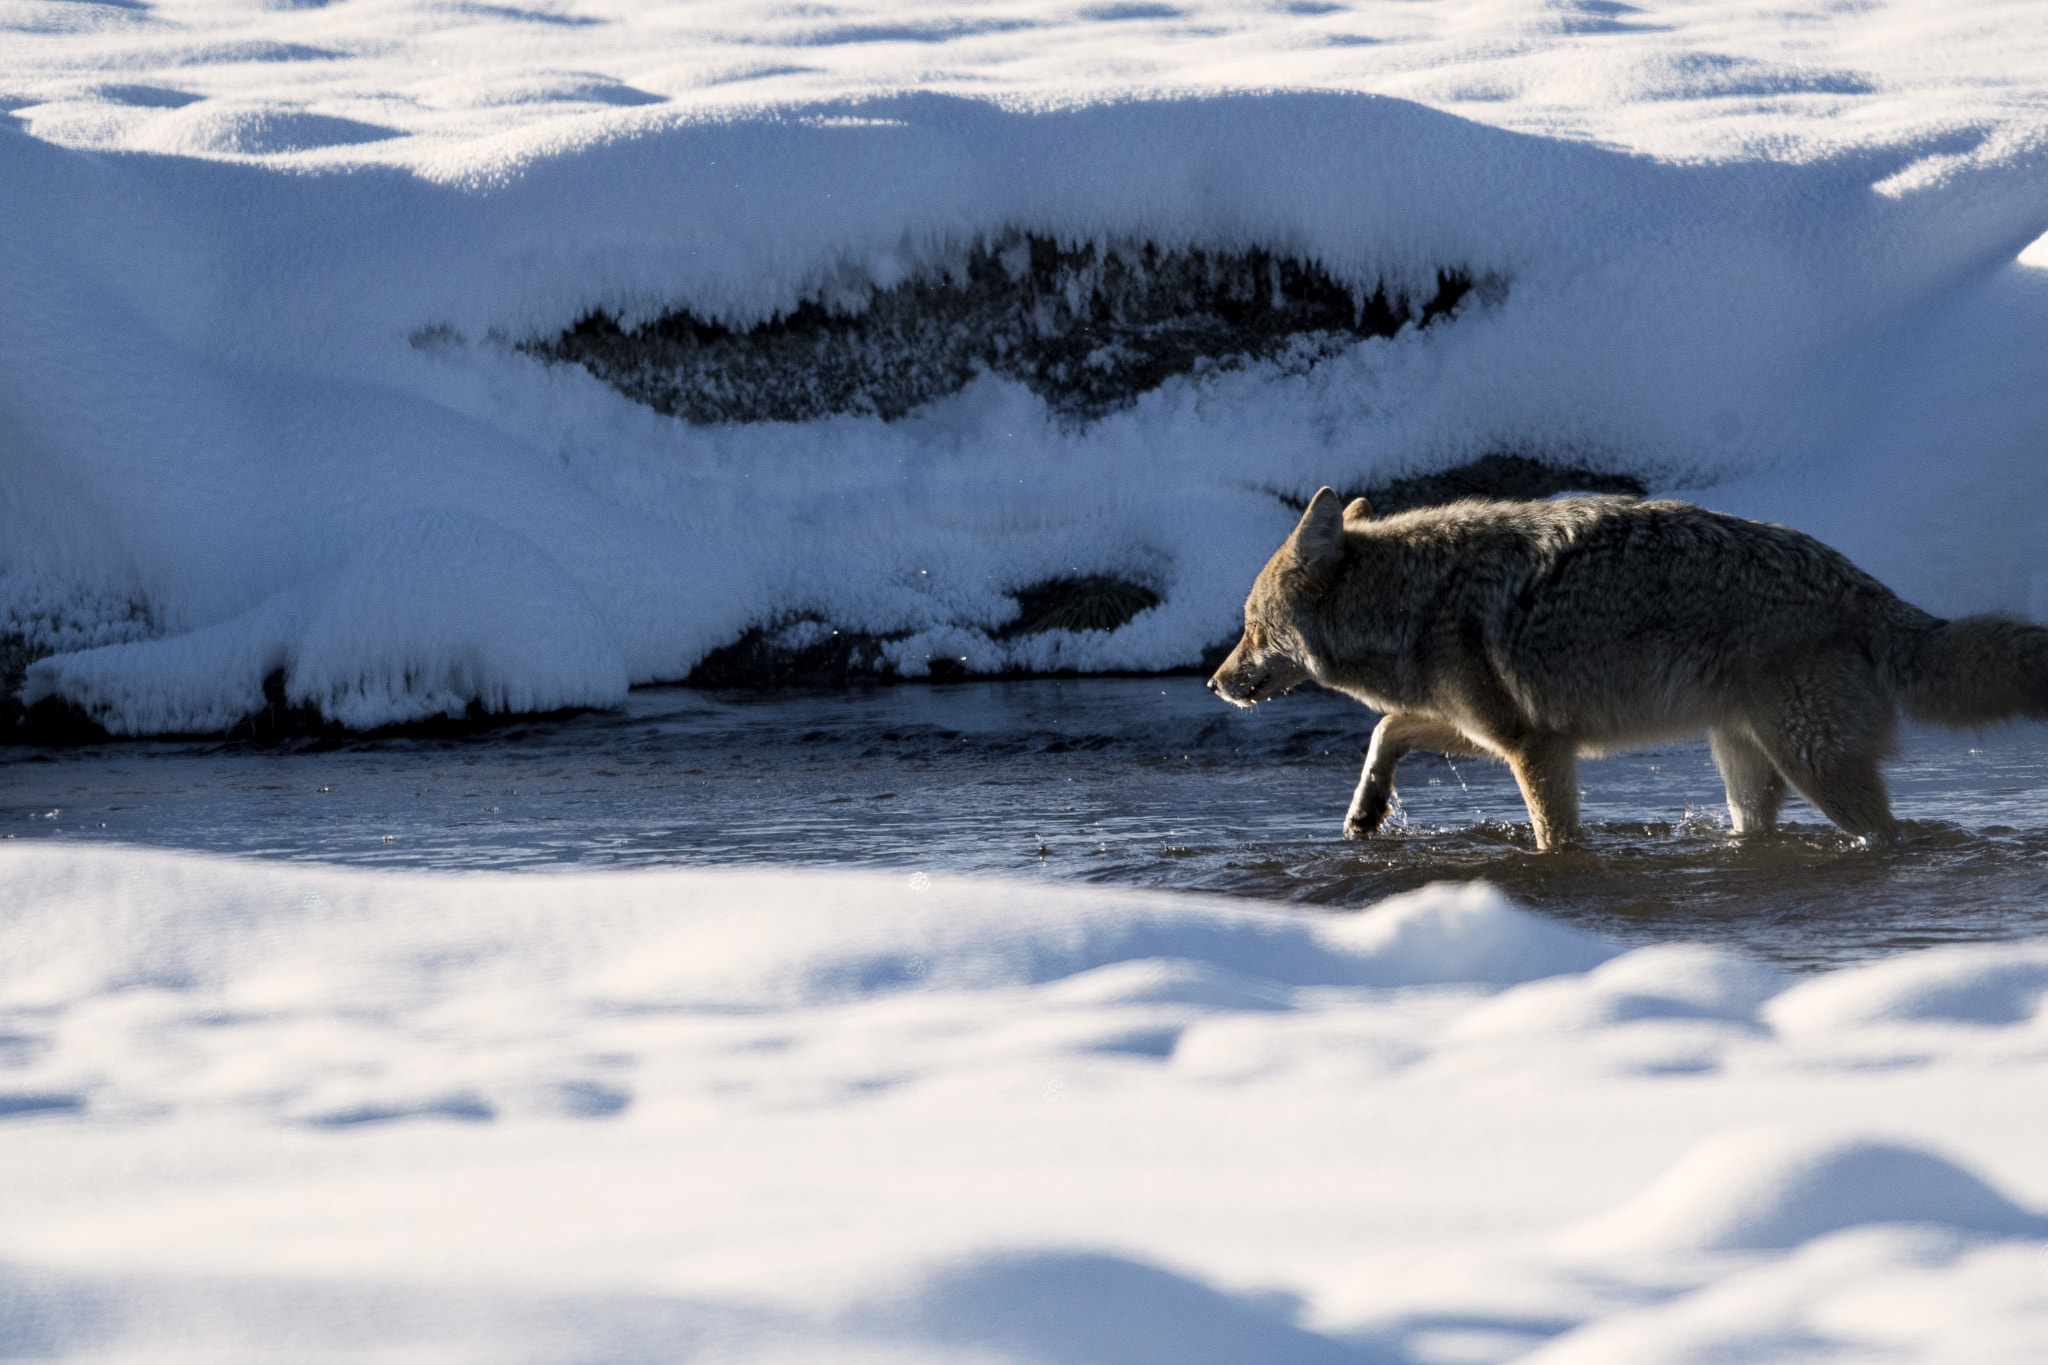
top-left (529, 235), bottom-right (1475, 424)
top-left (224, 669), bottom-right (337, 744)
top-left (685, 621), bottom-right (901, 690)
top-left (7, 695), bottom-right (112, 747)
top-left (0, 637), bottom-right (110, 745)
top-left (0, 635), bottom-right (33, 738)
top-left (997, 575), bottom-right (1161, 639)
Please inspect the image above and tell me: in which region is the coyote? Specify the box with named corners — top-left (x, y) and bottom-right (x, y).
top-left (1208, 490), bottom-right (2048, 849)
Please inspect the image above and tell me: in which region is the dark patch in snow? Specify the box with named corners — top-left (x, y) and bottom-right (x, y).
top-left (171, 41), bottom-right (347, 63)
top-left (6, 691), bottom-right (112, 746)
top-left (686, 621), bottom-right (901, 690)
top-left (90, 84), bottom-right (206, 107)
top-left (555, 1080), bottom-right (633, 1117)
top-left (1, 638), bottom-right (35, 730)
top-left (0, 1093), bottom-right (86, 1119)
top-left (3, 637), bottom-right (118, 745)
top-left (997, 576), bottom-right (1161, 639)
top-left (1552, 0), bottom-right (1669, 35)
top-left (1081, 1024), bottom-right (1185, 1057)
top-left (788, 19), bottom-right (1043, 46)
top-left (308, 1093), bottom-right (497, 1126)
top-left (1081, 4), bottom-right (1186, 20)
top-left (0, 1093), bottom-right (85, 1119)
top-left (457, 4), bottom-right (608, 27)
top-left (531, 235), bottom-right (1475, 425)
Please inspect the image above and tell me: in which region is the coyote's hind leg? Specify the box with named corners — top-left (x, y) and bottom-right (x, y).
top-left (1344, 713), bottom-right (1486, 840)
top-left (1752, 655), bottom-right (1901, 844)
top-left (1761, 740), bottom-right (1899, 843)
top-left (1709, 727), bottom-right (1788, 834)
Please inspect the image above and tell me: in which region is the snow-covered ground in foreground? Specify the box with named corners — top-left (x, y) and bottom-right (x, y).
top-left (5, 0), bottom-right (2048, 730)
top-left (2, 843), bottom-right (2045, 1362)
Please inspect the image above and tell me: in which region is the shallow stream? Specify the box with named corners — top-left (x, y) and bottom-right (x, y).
top-left (7, 677), bottom-right (2048, 970)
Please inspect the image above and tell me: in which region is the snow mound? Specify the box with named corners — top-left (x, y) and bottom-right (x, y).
top-left (1559, 1130), bottom-right (2048, 1255)
top-left (1524, 1224), bottom-right (2048, 1365)
top-left (136, 103), bottom-right (406, 157)
top-left (1448, 943), bottom-right (1784, 1039)
top-left (0, 847), bottom-right (1609, 1018)
top-left (288, 509), bottom-right (629, 729)
top-left (1321, 880), bottom-right (1620, 987)
top-left (854, 1249), bottom-right (1384, 1365)
top-left (1765, 942), bottom-right (2048, 1034)
top-left (23, 510), bottom-right (630, 734)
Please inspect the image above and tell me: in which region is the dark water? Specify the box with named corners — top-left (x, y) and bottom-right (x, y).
top-left (7, 677), bottom-right (2048, 970)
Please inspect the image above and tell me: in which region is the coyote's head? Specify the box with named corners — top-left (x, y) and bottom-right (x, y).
top-left (1208, 487), bottom-right (1367, 707)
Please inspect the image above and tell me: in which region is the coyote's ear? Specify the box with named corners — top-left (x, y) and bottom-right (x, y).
top-left (1291, 487), bottom-right (1345, 572)
top-left (1343, 497), bottom-right (1375, 525)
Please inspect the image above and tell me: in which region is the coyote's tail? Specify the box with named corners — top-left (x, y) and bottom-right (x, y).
top-left (1890, 612), bottom-right (2048, 727)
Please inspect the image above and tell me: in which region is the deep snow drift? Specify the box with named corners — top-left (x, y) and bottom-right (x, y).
top-left (5, 0), bottom-right (2048, 732)
top-left (1, 843), bottom-right (2044, 1361)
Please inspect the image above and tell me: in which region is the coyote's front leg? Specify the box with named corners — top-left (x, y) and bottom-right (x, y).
top-left (1505, 733), bottom-right (1583, 851)
top-left (1344, 713), bottom-right (1488, 839)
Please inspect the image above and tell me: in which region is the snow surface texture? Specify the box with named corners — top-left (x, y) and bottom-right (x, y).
top-left (4, 1), bottom-right (2048, 730)
top-left (1, 844), bottom-right (2045, 1361)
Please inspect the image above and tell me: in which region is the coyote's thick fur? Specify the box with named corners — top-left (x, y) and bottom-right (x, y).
top-left (1209, 490), bottom-right (2048, 850)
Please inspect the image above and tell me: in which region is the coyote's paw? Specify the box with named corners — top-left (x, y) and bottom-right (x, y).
top-left (1342, 795), bottom-right (1390, 840)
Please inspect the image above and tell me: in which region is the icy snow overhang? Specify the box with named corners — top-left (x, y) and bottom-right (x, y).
top-left (524, 234), bottom-right (1478, 426)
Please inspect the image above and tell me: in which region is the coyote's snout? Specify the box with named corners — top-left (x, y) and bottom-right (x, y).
top-left (1211, 489), bottom-right (2048, 850)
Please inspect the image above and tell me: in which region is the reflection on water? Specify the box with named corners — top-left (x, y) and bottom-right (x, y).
top-left (6, 677), bottom-right (2048, 970)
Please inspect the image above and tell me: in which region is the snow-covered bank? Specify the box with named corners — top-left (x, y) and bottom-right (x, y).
top-left (0, 844), bottom-right (2044, 1361)
top-left (5, 1), bottom-right (2048, 732)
